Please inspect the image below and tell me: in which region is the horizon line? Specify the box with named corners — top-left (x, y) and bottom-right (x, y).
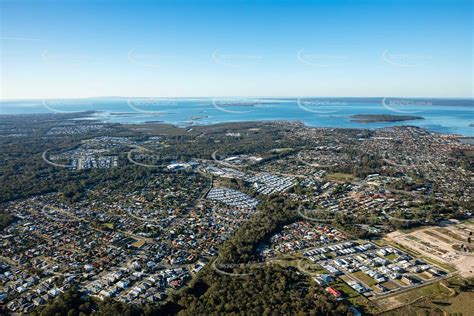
top-left (1, 95), bottom-right (473, 102)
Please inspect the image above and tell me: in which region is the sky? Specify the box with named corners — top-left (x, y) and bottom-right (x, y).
top-left (0, 0), bottom-right (473, 99)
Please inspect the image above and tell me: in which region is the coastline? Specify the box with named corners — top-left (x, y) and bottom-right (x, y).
top-left (1, 109), bottom-right (472, 138)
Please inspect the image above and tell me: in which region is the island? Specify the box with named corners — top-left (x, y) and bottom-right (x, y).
top-left (216, 101), bottom-right (280, 107)
top-left (350, 114), bottom-right (424, 123)
top-left (190, 115), bottom-right (209, 120)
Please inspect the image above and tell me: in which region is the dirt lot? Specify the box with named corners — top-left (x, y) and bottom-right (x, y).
top-left (386, 221), bottom-right (474, 278)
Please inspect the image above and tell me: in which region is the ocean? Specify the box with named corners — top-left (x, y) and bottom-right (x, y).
top-left (1, 98), bottom-right (473, 136)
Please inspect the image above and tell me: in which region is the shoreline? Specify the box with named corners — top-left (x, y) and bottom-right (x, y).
top-left (1, 110), bottom-right (473, 138)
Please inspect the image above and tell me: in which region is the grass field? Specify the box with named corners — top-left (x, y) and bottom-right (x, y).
top-left (352, 271), bottom-right (378, 286)
top-left (333, 280), bottom-right (359, 299)
top-left (325, 172), bottom-right (356, 182)
top-left (398, 282), bottom-right (452, 303)
top-left (378, 279), bottom-right (471, 315)
top-left (275, 255), bottom-right (329, 275)
top-left (103, 223), bottom-right (114, 230)
top-left (385, 253), bottom-right (397, 261)
top-left (382, 291), bottom-right (474, 315)
top-left (381, 280), bottom-right (399, 291)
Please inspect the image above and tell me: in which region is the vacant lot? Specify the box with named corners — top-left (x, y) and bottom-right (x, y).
top-left (386, 221), bottom-right (474, 277)
top-left (377, 281), bottom-right (453, 312)
top-left (325, 172), bottom-right (356, 182)
top-left (352, 271), bottom-right (377, 286)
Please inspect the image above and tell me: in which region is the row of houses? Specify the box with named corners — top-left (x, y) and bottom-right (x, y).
top-left (316, 244), bottom-right (447, 296)
top-left (245, 173), bottom-right (295, 195)
top-left (260, 222), bottom-right (348, 258)
top-left (207, 188), bottom-right (259, 209)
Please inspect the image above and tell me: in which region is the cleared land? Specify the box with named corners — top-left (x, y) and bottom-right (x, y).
top-left (386, 221), bottom-right (474, 278)
top-left (325, 172), bottom-right (356, 182)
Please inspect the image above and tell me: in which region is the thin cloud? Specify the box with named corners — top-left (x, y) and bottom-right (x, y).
top-left (1, 37), bottom-right (41, 41)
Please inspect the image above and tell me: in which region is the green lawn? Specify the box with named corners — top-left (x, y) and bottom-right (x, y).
top-left (103, 223), bottom-right (114, 229)
top-left (385, 253), bottom-right (397, 260)
top-left (352, 271), bottom-right (378, 286)
top-left (333, 280), bottom-right (360, 299)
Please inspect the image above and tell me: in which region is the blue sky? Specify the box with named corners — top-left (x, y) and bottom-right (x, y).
top-left (1, 0), bottom-right (472, 99)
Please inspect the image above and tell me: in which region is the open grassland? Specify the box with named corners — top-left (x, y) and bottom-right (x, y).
top-left (376, 281), bottom-right (453, 313)
top-left (381, 284), bottom-right (474, 315)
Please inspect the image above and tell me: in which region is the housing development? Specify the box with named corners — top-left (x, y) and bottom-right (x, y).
top-left (0, 113), bottom-right (473, 315)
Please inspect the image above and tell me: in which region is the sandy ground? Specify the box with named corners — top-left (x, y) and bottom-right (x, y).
top-left (386, 221), bottom-right (474, 278)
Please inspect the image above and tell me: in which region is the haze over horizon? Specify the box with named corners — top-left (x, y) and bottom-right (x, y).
top-left (2, 96), bottom-right (474, 102)
top-left (1, 0), bottom-right (473, 99)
